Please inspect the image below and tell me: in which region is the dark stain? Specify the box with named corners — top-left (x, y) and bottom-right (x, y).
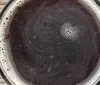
top-left (4, 34), bottom-right (10, 40)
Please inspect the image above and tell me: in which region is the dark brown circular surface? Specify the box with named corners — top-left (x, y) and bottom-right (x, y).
top-left (10, 0), bottom-right (100, 85)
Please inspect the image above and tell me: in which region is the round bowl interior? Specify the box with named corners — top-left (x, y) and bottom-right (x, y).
top-left (0, 0), bottom-right (100, 85)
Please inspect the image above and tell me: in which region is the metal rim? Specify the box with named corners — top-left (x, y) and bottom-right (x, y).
top-left (0, 0), bottom-right (100, 85)
top-left (0, 0), bottom-right (14, 19)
